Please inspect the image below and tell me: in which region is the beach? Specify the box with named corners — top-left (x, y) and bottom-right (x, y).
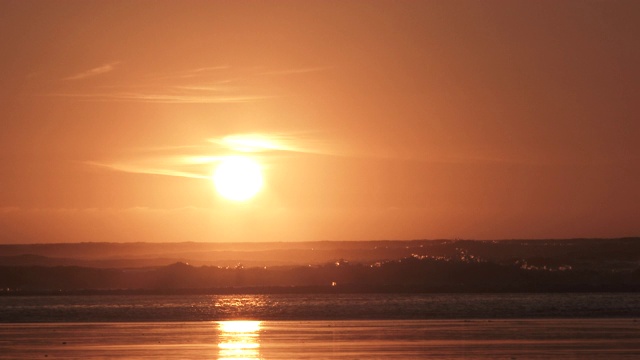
top-left (2, 319), bottom-right (640, 359)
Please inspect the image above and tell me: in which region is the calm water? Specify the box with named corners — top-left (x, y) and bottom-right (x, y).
top-left (1, 293), bottom-right (640, 322)
top-left (2, 294), bottom-right (640, 358)
top-left (1, 320), bottom-right (640, 359)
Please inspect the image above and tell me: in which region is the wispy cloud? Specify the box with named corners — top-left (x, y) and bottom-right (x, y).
top-left (53, 67), bottom-right (265, 103)
top-left (158, 66), bottom-right (231, 79)
top-left (88, 133), bottom-right (336, 179)
top-left (87, 157), bottom-right (218, 179)
top-left (50, 65), bottom-right (326, 104)
top-left (0, 206), bottom-right (210, 214)
top-left (259, 66), bottom-right (331, 76)
top-left (49, 92), bottom-right (270, 104)
top-left (64, 61), bottom-right (121, 81)
top-left (208, 132), bottom-right (334, 155)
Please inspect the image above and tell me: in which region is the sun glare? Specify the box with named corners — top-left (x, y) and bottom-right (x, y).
top-left (213, 156), bottom-right (264, 201)
top-left (218, 321), bottom-right (261, 360)
top-left (220, 134), bottom-right (283, 152)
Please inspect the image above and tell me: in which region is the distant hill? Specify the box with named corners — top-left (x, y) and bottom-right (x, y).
top-left (1, 254), bottom-right (639, 294)
top-left (0, 254), bottom-right (188, 268)
top-left (0, 238), bottom-right (638, 270)
top-left (1, 238), bottom-right (639, 294)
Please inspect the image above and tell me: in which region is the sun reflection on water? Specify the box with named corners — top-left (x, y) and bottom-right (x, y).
top-left (218, 321), bottom-right (261, 360)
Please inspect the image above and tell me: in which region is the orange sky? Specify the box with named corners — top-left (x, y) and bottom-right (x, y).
top-left (1, 0), bottom-right (639, 243)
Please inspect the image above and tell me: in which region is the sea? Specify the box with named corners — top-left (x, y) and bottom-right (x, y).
top-left (1, 293), bottom-right (640, 359)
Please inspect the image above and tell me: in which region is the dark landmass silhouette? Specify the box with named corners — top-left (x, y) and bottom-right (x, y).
top-left (1, 238), bottom-right (639, 294)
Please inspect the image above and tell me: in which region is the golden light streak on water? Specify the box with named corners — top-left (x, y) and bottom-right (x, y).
top-left (218, 321), bottom-right (261, 360)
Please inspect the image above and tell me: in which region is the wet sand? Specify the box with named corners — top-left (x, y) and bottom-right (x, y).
top-left (1, 319), bottom-right (639, 359)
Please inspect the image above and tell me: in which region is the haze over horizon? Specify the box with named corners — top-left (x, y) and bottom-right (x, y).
top-left (1, 0), bottom-right (639, 244)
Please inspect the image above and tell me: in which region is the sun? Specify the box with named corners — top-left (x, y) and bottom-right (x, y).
top-left (212, 156), bottom-right (264, 201)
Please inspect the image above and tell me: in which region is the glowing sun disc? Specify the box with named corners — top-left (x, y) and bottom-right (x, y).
top-left (213, 156), bottom-right (263, 201)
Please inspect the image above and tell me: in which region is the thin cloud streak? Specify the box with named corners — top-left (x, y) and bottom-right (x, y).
top-left (208, 132), bottom-right (336, 155)
top-left (259, 66), bottom-right (331, 76)
top-left (174, 85), bottom-right (234, 92)
top-left (88, 133), bottom-right (338, 179)
top-left (87, 161), bottom-right (211, 180)
top-left (47, 92), bottom-right (270, 104)
top-left (50, 65), bottom-right (326, 103)
top-left (88, 132), bottom-right (506, 183)
top-left (148, 66), bottom-right (231, 80)
top-left (0, 206), bottom-right (214, 214)
top-left (64, 62), bottom-right (121, 80)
